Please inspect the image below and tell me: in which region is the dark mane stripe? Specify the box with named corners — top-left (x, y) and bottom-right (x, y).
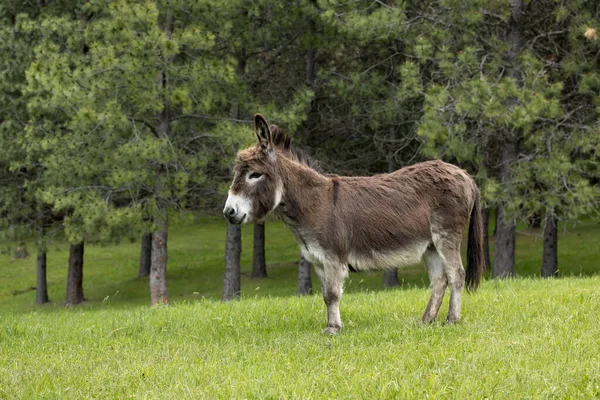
top-left (270, 125), bottom-right (322, 172)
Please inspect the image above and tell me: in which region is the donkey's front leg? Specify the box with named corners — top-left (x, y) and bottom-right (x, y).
top-left (313, 264), bottom-right (326, 297)
top-left (321, 262), bottom-right (348, 335)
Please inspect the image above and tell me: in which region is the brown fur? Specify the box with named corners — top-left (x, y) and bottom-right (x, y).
top-left (225, 114), bottom-right (484, 333)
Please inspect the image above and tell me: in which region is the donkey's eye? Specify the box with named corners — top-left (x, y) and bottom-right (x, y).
top-left (248, 172), bottom-right (263, 180)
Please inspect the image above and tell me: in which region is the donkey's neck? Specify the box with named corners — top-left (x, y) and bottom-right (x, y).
top-left (274, 154), bottom-right (329, 230)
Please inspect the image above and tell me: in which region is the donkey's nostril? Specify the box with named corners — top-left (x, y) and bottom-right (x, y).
top-left (223, 206), bottom-right (236, 218)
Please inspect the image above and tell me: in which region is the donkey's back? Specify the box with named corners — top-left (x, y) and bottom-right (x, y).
top-left (322, 160), bottom-right (478, 269)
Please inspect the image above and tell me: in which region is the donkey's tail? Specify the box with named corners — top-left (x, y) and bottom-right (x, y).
top-left (466, 187), bottom-right (484, 292)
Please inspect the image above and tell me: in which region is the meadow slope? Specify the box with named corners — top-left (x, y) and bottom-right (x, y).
top-left (1, 217), bottom-right (600, 398)
top-left (1, 277), bottom-right (600, 399)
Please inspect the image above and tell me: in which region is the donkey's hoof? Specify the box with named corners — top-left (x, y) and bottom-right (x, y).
top-left (445, 316), bottom-right (460, 325)
top-left (322, 326), bottom-right (340, 335)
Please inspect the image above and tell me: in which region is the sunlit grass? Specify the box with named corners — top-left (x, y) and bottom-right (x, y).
top-left (1, 278), bottom-right (599, 398)
top-left (1, 215), bottom-right (600, 397)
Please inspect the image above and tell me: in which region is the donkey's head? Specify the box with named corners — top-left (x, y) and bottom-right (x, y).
top-left (223, 114), bottom-right (284, 225)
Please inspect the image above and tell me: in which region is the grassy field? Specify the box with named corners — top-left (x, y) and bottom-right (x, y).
top-left (1, 278), bottom-right (600, 398)
top-left (1, 216), bottom-right (600, 398)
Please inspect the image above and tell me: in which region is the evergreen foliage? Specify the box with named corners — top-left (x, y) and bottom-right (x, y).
top-left (0, 0), bottom-right (598, 303)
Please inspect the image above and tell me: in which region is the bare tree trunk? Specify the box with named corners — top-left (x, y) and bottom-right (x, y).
top-left (383, 270), bottom-right (400, 287)
top-left (297, 255), bottom-right (312, 295)
top-left (138, 232), bottom-right (152, 278)
top-left (65, 242), bottom-right (84, 305)
top-left (482, 208), bottom-right (491, 271)
top-left (35, 251), bottom-right (49, 304)
top-left (251, 223), bottom-right (267, 279)
top-left (223, 224), bottom-right (242, 301)
top-left (541, 212), bottom-right (558, 278)
top-left (150, 212), bottom-right (169, 306)
top-left (493, 204), bottom-right (516, 278)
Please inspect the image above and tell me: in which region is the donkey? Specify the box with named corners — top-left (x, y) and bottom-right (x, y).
top-left (224, 114), bottom-right (484, 334)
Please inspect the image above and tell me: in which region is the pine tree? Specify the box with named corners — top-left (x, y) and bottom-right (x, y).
top-left (25, 0), bottom-right (242, 305)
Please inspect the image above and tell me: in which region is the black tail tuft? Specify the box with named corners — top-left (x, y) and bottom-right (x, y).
top-left (466, 188), bottom-right (484, 292)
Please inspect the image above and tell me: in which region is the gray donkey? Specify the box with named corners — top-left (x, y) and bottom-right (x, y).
top-left (224, 114), bottom-right (484, 334)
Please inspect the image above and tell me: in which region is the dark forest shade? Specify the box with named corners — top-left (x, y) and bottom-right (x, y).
top-left (297, 255), bottom-right (312, 296)
top-left (223, 224), bottom-right (242, 301)
top-left (541, 213), bottom-right (558, 278)
top-left (251, 223), bottom-right (267, 279)
top-left (482, 208), bottom-right (491, 271)
top-left (528, 212), bottom-right (542, 229)
top-left (138, 232), bottom-right (152, 278)
top-left (35, 251), bottom-right (49, 304)
top-left (65, 242), bottom-right (84, 305)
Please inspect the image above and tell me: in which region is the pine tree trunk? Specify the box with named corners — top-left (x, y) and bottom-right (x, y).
top-left (383, 270), bottom-right (400, 287)
top-left (295, 4), bottom-right (318, 296)
top-left (482, 208), bottom-right (492, 271)
top-left (150, 213), bottom-right (169, 306)
top-left (223, 224), bottom-right (242, 301)
top-left (65, 242), bottom-right (84, 305)
top-left (493, 204), bottom-right (515, 278)
top-left (148, 13), bottom-right (173, 307)
top-left (541, 212), bottom-right (558, 278)
top-left (251, 223), bottom-right (267, 279)
top-left (138, 232), bottom-right (152, 278)
top-left (492, 0), bottom-right (523, 279)
top-left (297, 255), bottom-right (312, 295)
top-left (35, 251), bottom-right (49, 304)
top-left (222, 47), bottom-right (245, 302)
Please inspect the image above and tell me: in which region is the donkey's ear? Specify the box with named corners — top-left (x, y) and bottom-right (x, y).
top-left (254, 114), bottom-right (272, 150)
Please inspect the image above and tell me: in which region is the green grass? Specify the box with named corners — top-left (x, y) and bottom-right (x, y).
top-left (1, 216), bottom-right (600, 398)
top-left (1, 278), bottom-right (600, 398)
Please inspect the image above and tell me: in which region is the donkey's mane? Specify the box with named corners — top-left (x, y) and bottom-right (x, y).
top-left (270, 124), bottom-right (322, 173)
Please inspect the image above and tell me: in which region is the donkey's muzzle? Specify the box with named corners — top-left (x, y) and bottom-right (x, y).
top-left (223, 206), bottom-right (245, 225)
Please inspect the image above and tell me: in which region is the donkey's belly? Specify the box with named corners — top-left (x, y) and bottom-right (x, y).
top-left (347, 242), bottom-right (429, 271)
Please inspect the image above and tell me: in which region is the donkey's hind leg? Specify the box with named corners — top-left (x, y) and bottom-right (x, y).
top-left (436, 238), bottom-right (466, 324)
top-left (321, 262), bottom-right (348, 335)
top-left (422, 247), bottom-right (448, 323)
